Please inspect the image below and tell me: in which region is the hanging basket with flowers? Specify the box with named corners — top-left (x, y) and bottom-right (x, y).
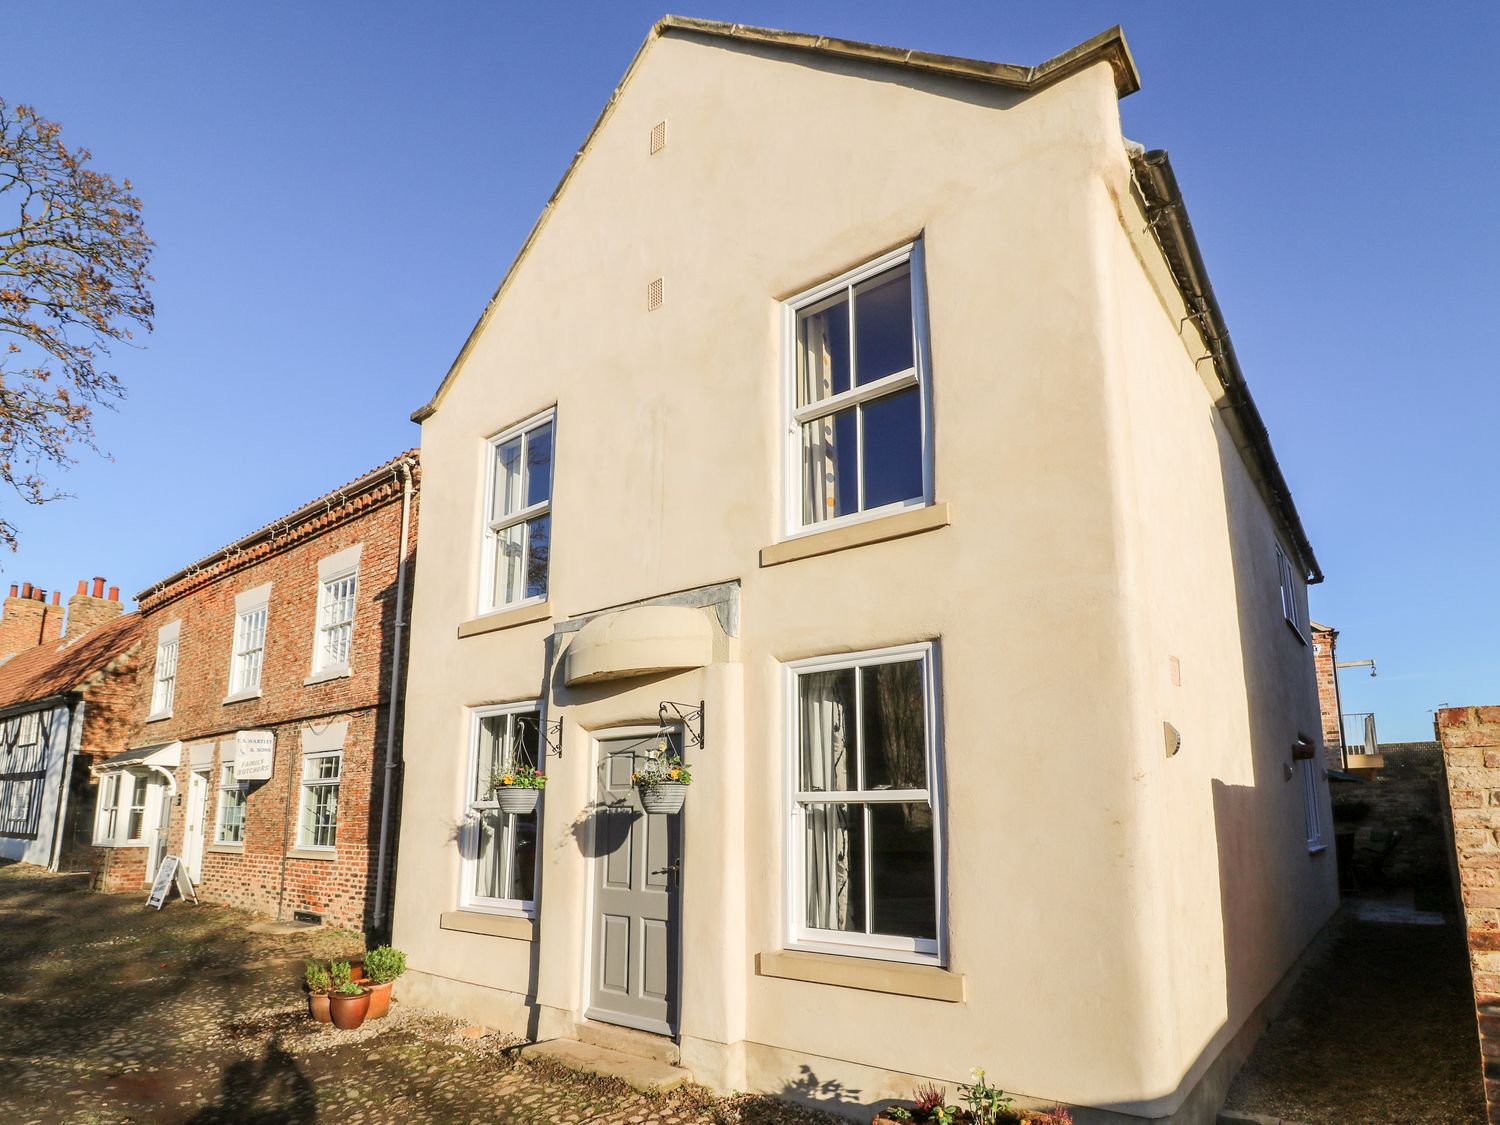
top-left (490, 764), bottom-right (547, 814)
top-left (633, 749), bottom-right (692, 814)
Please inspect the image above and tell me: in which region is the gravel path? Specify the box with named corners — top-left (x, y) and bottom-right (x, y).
top-left (1222, 911), bottom-right (1484, 1124)
top-left (0, 863), bottom-right (848, 1125)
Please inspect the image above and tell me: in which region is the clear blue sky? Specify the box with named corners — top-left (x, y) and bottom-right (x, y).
top-left (5, 3), bottom-right (1497, 741)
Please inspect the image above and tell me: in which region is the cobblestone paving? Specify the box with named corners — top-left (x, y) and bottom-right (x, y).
top-left (0, 864), bottom-right (851, 1125)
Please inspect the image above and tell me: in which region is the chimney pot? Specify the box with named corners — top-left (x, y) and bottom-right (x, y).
top-left (6, 584), bottom-right (15, 598)
top-left (21, 583), bottom-right (32, 599)
top-left (108, 586), bottom-right (119, 602)
top-left (75, 580), bottom-right (86, 596)
top-left (51, 591), bottom-right (60, 606)
top-left (35, 589), bottom-right (45, 602)
top-left (91, 577), bottom-right (105, 598)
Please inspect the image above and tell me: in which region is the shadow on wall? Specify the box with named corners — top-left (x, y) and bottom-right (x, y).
top-left (1086, 404), bottom-right (1335, 1123)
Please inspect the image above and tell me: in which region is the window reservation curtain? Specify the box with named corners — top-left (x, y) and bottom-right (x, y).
top-left (801, 674), bottom-right (854, 931)
top-left (800, 317), bottom-right (846, 524)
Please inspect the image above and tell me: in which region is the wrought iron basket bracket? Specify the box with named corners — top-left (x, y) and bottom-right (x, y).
top-left (516, 714), bottom-right (565, 759)
top-left (657, 700), bottom-right (705, 752)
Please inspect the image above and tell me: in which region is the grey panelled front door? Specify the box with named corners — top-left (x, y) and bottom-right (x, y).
top-left (588, 734), bottom-right (681, 1036)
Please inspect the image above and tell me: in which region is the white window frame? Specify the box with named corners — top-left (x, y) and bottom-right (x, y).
top-left (781, 242), bottom-right (934, 540)
top-left (1277, 544), bottom-right (1306, 643)
top-left (1300, 758), bottom-right (1326, 852)
top-left (125, 771), bottom-right (149, 841)
top-left (783, 641), bottom-right (946, 965)
top-left (94, 768), bottom-right (154, 846)
top-left (226, 584), bottom-right (271, 701)
top-left (460, 700), bottom-right (545, 917)
top-left (478, 408), bottom-right (556, 617)
top-left (313, 572), bottom-right (358, 675)
top-left (95, 771), bottom-right (122, 843)
top-left (147, 620), bottom-right (181, 721)
top-left (296, 749), bottom-right (342, 851)
top-left (214, 760), bottom-right (246, 845)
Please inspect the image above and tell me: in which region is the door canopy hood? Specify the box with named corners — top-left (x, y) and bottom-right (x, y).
top-left (564, 606), bottom-right (712, 686)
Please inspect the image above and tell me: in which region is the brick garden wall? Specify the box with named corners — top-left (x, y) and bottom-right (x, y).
top-left (90, 844), bottom-right (147, 893)
top-left (95, 455), bottom-right (417, 930)
top-left (1331, 741), bottom-right (1456, 901)
top-left (1436, 706), bottom-right (1500, 1122)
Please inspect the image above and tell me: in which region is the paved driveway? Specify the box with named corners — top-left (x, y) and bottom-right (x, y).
top-left (1222, 908), bottom-right (1483, 1124)
top-left (0, 864), bottom-right (844, 1125)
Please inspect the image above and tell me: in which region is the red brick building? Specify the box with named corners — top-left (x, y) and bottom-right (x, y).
top-left (91, 452), bottom-right (418, 932)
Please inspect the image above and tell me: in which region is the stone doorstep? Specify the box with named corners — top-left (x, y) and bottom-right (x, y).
top-left (573, 1018), bottom-right (681, 1066)
top-left (518, 1038), bottom-right (693, 1094)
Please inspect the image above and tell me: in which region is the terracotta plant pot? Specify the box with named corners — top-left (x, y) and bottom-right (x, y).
top-left (365, 978), bottom-right (394, 1019)
top-left (348, 959), bottom-right (366, 983)
top-left (329, 988), bottom-right (371, 1030)
top-left (308, 991), bottom-right (331, 1024)
top-left (495, 787), bottom-right (541, 815)
top-left (638, 781), bottom-right (687, 814)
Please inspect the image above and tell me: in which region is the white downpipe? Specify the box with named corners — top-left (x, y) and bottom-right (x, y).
top-left (372, 458), bottom-right (415, 930)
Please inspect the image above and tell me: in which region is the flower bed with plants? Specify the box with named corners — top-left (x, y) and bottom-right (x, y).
top-left (874, 1069), bottom-right (1074, 1125)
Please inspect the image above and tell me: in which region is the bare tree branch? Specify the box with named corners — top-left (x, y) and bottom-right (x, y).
top-left (0, 97), bottom-right (153, 550)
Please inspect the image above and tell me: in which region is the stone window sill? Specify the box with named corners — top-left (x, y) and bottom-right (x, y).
top-left (145, 711), bottom-right (172, 724)
top-left (285, 847), bottom-right (336, 862)
top-left (303, 665), bottom-right (352, 687)
top-left (458, 600), bottom-right (552, 638)
top-left (756, 949), bottom-right (964, 1002)
top-left (760, 503), bottom-right (951, 568)
top-left (92, 841), bottom-right (146, 850)
top-left (222, 689), bottom-right (262, 706)
top-left (206, 843), bottom-right (245, 856)
top-left (440, 910), bottom-right (537, 942)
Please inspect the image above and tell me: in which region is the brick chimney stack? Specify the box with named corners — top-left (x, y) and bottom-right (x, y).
top-left (1311, 622), bottom-right (1342, 769)
top-left (65, 576), bottom-right (123, 640)
top-left (0, 582), bottom-right (49, 660)
top-left (40, 590), bottom-right (64, 644)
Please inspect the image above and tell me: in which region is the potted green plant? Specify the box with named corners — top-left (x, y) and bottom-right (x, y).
top-left (490, 764), bottom-right (546, 814)
top-left (304, 961), bottom-right (332, 1024)
top-left (633, 749), bottom-right (691, 814)
top-left (362, 945), bottom-right (407, 1020)
top-left (327, 960), bottom-right (371, 1030)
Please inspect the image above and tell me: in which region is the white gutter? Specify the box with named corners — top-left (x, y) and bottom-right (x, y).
top-left (371, 457), bottom-right (415, 930)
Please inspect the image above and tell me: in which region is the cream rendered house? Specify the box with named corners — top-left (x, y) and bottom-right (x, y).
top-left (391, 18), bottom-right (1336, 1123)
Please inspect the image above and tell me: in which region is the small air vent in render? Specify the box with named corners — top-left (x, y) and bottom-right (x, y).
top-left (647, 277), bottom-right (663, 311)
top-left (650, 120), bottom-right (666, 154)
